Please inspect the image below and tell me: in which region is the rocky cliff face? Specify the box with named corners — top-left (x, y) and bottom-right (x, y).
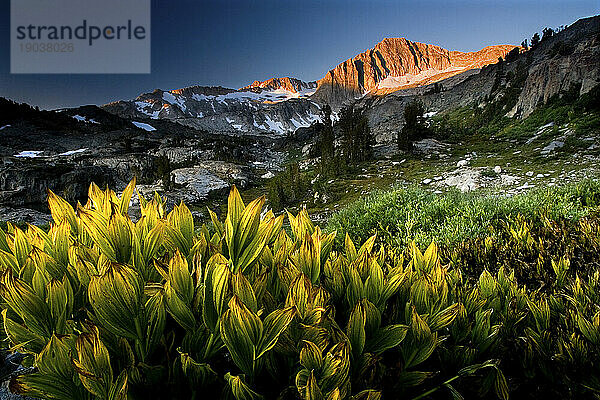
top-left (311, 38), bottom-right (517, 108)
top-left (508, 15), bottom-right (600, 118)
top-left (103, 79), bottom-right (322, 136)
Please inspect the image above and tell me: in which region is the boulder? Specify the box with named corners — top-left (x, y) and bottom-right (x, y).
top-left (170, 167), bottom-right (228, 203)
top-left (0, 207), bottom-right (52, 226)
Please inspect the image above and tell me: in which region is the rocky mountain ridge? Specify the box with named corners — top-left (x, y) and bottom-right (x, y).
top-left (311, 38), bottom-right (518, 107)
top-left (240, 77), bottom-right (317, 93)
top-left (101, 16), bottom-right (599, 141)
top-left (103, 78), bottom-right (321, 135)
top-left (102, 40), bottom-right (517, 135)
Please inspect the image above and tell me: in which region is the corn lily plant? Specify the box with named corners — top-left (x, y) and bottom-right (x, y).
top-left (0, 181), bottom-right (599, 399)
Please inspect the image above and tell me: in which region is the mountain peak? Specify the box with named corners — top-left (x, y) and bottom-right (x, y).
top-left (240, 77), bottom-right (317, 93)
top-left (313, 37), bottom-right (518, 106)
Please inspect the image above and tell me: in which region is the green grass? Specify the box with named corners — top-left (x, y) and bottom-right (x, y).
top-left (499, 104), bottom-right (570, 141)
top-left (499, 106), bottom-right (600, 144)
top-left (432, 83), bottom-right (600, 144)
top-left (326, 179), bottom-right (600, 248)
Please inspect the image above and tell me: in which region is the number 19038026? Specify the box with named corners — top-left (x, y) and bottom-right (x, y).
top-left (20, 42), bottom-right (74, 52)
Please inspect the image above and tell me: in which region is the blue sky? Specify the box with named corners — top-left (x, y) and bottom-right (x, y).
top-left (1, 0), bottom-right (598, 109)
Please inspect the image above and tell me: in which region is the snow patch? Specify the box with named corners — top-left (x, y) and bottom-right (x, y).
top-left (290, 118), bottom-right (303, 128)
top-left (262, 115), bottom-right (285, 134)
top-left (192, 93), bottom-right (215, 102)
top-left (541, 140), bottom-right (564, 154)
top-left (15, 150), bottom-right (43, 158)
top-left (163, 92), bottom-right (187, 112)
top-left (537, 122), bottom-right (555, 133)
top-left (377, 67), bottom-right (463, 90)
top-left (57, 148), bottom-right (87, 156)
top-left (132, 121), bottom-right (156, 131)
top-left (190, 87), bottom-right (316, 107)
top-left (135, 101), bottom-right (160, 119)
top-left (72, 115), bottom-right (99, 124)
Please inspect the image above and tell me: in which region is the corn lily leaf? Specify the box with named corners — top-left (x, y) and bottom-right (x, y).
top-left (224, 372), bottom-right (263, 400)
top-left (255, 306), bottom-right (295, 359)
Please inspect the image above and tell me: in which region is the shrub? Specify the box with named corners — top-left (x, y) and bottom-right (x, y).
top-left (398, 99), bottom-right (429, 151)
top-left (266, 162), bottom-right (309, 211)
top-left (576, 83), bottom-right (600, 112)
top-left (504, 46), bottom-right (520, 63)
top-left (337, 107), bottom-right (375, 164)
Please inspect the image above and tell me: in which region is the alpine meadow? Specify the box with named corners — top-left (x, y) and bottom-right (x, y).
top-left (1, 2), bottom-right (600, 400)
